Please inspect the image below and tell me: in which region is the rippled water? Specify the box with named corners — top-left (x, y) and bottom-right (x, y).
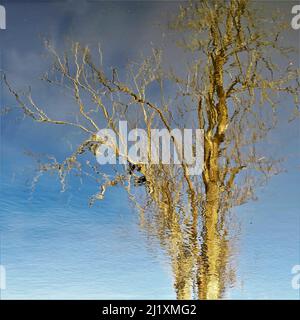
top-left (1, 168), bottom-right (299, 299)
top-left (1, 0), bottom-right (299, 300)
top-left (0, 175), bottom-right (175, 299)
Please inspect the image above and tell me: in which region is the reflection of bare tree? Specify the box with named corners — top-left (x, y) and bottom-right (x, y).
top-left (3, 0), bottom-right (299, 299)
